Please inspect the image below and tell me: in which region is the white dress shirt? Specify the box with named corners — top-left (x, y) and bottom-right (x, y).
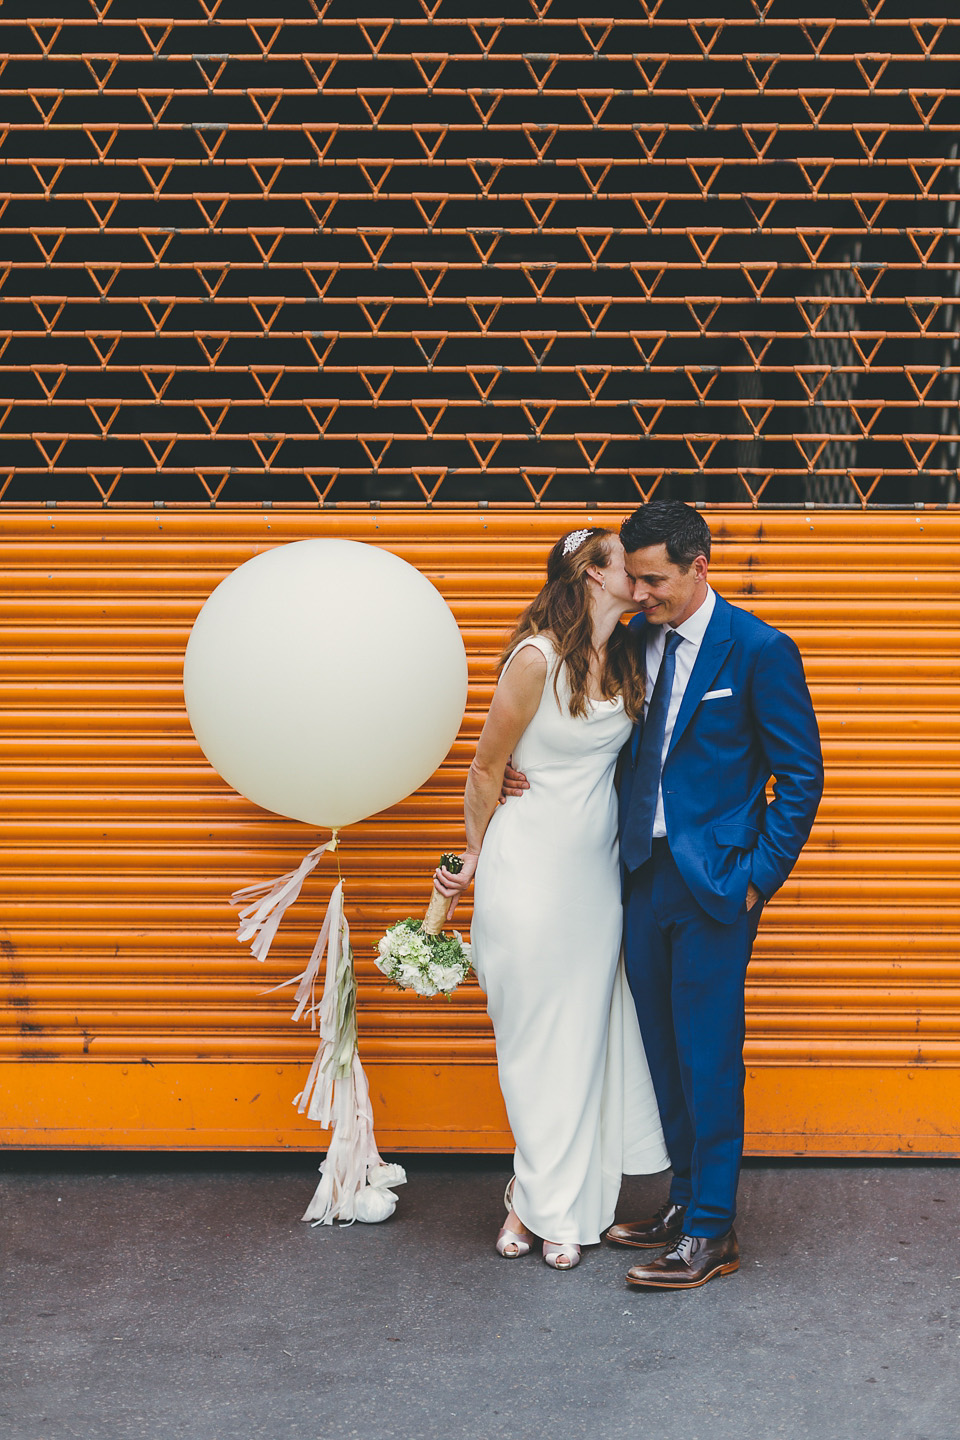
top-left (644, 584), bottom-right (716, 837)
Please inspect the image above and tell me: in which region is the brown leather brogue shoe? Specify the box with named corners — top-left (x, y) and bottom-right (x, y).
top-left (625, 1229), bottom-right (739, 1289)
top-left (606, 1202), bottom-right (687, 1249)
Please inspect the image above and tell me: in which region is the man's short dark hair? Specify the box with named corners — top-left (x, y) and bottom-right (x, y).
top-left (620, 501), bottom-right (711, 568)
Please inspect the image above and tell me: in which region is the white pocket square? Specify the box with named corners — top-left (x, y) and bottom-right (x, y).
top-left (702, 688), bottom-right (733, 700)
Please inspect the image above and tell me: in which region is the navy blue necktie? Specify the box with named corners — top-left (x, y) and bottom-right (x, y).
top-left (621, 628), bottom-right (682, 872)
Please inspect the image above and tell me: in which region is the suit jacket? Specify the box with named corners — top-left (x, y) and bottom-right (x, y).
top-left (618, 592), bottom-right (824, 924)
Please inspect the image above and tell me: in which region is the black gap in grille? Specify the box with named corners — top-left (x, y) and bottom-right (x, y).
top-left (0, 1), bottom-right (957, 506)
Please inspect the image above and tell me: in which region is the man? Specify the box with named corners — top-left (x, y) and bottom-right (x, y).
top-left (605, 500), bottom-right (823, 1288)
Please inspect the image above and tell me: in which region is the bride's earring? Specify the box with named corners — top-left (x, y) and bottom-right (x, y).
top-left (601, 579), bottom-right (606, 590)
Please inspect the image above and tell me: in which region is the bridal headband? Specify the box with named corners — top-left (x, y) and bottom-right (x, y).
top-left (562, 528), bottom-right (593, 557)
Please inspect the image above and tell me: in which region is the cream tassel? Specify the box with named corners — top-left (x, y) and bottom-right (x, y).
top-left (232, 838), bottom-right (337, 964)
top-left (236, 841), bottom-right (405, 1225)
top-left (294, 893), bottom-right (407, 1224)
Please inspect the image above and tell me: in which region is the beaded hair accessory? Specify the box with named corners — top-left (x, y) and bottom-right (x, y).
top-left (562, 528), bottom-right (593, 557)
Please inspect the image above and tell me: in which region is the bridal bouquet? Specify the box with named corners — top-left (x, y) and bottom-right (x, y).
top-left (375, 854), bottom-right (472, 998)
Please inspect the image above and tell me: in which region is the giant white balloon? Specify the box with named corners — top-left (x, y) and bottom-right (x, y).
top-left (183, 539), bottom-right (468, 829)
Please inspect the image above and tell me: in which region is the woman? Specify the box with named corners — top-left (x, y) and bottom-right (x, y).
top-left (435, 527), bottom-right (668, 1269)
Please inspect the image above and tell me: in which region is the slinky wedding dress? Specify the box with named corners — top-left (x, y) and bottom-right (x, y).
top-left (471, 634), bottom-right (669, 1246)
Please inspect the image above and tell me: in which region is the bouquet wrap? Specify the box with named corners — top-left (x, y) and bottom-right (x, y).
top-left (422, 885), bottom-right (452, 936)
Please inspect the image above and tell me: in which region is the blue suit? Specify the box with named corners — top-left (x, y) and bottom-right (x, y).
top-left (621, 592), bottom-right (823, 1236)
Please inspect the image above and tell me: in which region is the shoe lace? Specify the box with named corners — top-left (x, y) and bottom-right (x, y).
top-left (667, 1234), bottom-right (695, 1265)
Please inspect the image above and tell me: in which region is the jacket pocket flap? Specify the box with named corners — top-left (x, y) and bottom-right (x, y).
top-left (713, 823), bottom-right (761, 849)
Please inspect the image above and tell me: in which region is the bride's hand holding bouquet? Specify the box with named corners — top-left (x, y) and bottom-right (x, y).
top-left (431, 850), bottom-right (478, 921)
top-left (374, 854), bottom-right (474, 999)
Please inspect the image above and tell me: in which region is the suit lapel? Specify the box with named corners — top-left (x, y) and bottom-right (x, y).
top-left (666, 593), bottom-right (734, 757)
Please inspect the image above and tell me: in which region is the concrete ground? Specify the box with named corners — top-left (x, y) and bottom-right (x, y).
top-left (1, 1153), bottom-right (958, 1440)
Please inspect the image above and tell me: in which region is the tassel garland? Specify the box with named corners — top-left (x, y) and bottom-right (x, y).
top-left (232, 841), bottom-right (405, 1225)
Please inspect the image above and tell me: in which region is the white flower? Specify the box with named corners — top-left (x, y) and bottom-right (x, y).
top-left (375, 919), bottom-right (470, 997)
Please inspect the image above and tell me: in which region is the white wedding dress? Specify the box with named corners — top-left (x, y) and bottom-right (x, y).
top-left (471, 634), bottom-right (669, 1246)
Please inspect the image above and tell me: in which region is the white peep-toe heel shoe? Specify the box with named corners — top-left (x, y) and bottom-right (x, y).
top-left (542, 1240), bottom-right (581, 1270)
top-left (497, 1176), bottom-right (535, 1257)
top-left (496, 1223), bottom-right (534, 1258)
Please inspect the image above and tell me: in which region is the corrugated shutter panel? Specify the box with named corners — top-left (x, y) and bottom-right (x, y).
top-left (1, 508), bottom-right (958, 1153)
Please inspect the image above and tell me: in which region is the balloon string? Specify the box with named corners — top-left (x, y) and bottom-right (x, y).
top-left (331, 828), bottom-right (342, 886)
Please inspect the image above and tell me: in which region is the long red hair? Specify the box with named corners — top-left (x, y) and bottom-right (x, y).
top-left (498, 528), bottom-right (645, 721)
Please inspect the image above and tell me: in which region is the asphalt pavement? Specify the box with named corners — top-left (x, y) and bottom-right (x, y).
top-left (2, 1152), bottom-right (958, 1440)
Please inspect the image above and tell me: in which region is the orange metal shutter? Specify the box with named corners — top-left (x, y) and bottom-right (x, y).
top-left (1, 507), bottom-right (958, 1155)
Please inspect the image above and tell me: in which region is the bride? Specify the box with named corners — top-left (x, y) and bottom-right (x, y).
top-left (434, 526), bottom-right (668, 1270)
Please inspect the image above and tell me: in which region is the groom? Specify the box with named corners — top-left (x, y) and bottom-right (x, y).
top-left (606, 500), bottom-right (823, 1288)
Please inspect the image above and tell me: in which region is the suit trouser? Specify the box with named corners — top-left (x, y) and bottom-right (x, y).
top-left (623, 839), bottom-right (763, 1239)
